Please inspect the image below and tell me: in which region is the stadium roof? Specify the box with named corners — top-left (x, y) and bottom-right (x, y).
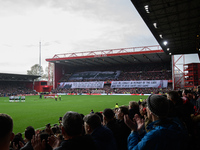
top-left (0, 73), bottom-right (40, 82)
top-left (131, 0), bottom-right (200, 55)
top-left (46, 45), bottom-right (171, 67)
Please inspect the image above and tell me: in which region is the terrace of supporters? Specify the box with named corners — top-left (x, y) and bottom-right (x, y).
top-left (0, 82), bottom-right (37, 97)
top-left (5, 89), bottom-right (200, 150)
top-left (52, 63), bottom-right (172, 94)
top-left (0, 63), bottom-right (172, 96)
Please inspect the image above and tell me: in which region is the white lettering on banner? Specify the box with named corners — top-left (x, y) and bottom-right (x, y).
top-left (59, 82), bottom-right (104, 89)
top-left (111, 80), bottom-right (168, 88)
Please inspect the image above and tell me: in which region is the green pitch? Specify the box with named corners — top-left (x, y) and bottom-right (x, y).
top-left (0, 95), bottom-right (148, 134)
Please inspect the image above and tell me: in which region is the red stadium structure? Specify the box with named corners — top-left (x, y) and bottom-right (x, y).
top-left (34, 81), bottom-right (53, 93)
top-left (184, 63), bottom-right (200, 88)
top-left (46, 45), bottom-right (175, 92)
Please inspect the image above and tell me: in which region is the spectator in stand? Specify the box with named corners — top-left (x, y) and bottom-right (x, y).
top-left (95, 112), bottom-right (103, 124)
top-left (39, 132), bottom-right (53, 150)
top-left (102, 108), bottom-right (121, 150)
top-left (138, 101), bottom-right (151, 132)
top-left (45, 124), bottom-right (54, 136)
top-left (10, 133), bottom-right (24, 150)
top-left (191, 92), bottom-right (198, 107)
top-left (182, 89), bottom-right (195, 115)
top-left (55, 111), bottom-right (96, 150)
top-left (0, 113), bottom-right (14, 150)
top-left (197, 94), bottom-right (200, 110)
top-left (167, 91), bottom-right (191, 123)
top-left (128, 101), bottom-right (140, 121)
top-left (124, 94), bottom-right (188, 150)
top-left (83, 113), bottom-right (117, 150)
top-left (20, 126), bottom-right (35, 150)
top-left (139, 101), bottom-right (147, 118)
top-left (167, 90), bottom-right (195, 144)
top-left (116, 106), bottom-right (131, 150)
top-left (32, 111), bottom-right (96, 150)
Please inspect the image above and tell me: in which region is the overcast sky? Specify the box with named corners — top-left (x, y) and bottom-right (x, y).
top-left (0, 0), bottom-right (199, 74)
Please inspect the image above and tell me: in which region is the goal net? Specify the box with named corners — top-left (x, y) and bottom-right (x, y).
top-left (91, 90), bottom-right (106, 94)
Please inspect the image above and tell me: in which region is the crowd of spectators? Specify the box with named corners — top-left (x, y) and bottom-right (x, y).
top-left (59, 63), bottom-right (171, 82)
top-left (54, 62), bottom-right (172, 95)
top-left (52, 84), bottom-right (172, 95)
top-left (117, 70), bottom-right (171, 81)
top-left (0, 82), bottom-right (37, 97)
top-left (1, 89), bottom-right (200, 150)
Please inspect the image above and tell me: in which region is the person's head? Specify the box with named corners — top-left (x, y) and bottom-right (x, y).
top-left (83, 114), bottom-right (101, 134)
top-left (147, 94), bottom-right (169, 121)
top-left (10, 133), bottom-right (24, 149)
top-left (117, 106), bottom-right (129, 120)
top-left (95, 112), bottom-right (103, 123)
top-left (191, 92), bottom-right (198, 100)
top-left (0, 114), bottom-right (14, 150)
top-left (62, 111), bottom-right (83, 139)
top-left (139, 101), bottom-right (147, 116)
top-left (182, 89), bottom-right (191, 97)
top-left (62, 111), bottom-right (83, 137)
top-left (46, 123), bottom-right (51, 129)
top-left (25, 126), bottom-right (35, 141)
top-left (167, 91), bottom-right (182, 104)
top-left (40, 132), bottom-right (52, 150)
top-left (129, 101), bottom-right (139, 111)
top-left (103, 108), bottom-right (115, 124)
top-left (90, 110), bottom-right (94, 114)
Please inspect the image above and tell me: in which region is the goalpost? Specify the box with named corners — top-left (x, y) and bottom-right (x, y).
top-left (91, 90), bottom-right (106, 94)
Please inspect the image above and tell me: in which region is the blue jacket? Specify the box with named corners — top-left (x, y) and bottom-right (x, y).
top-left (127, 118), bottom-right (188, 150)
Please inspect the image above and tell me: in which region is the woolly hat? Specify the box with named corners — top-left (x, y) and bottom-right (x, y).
top-left (147, 94), bottom-right (169, 117)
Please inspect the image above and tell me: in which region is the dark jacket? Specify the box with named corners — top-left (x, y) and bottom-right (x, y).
top-left (105, 119), bottom-right (121, 150)
top-left (117, 119), bottom-right (131, 150)
top-left (20, 141), bottom-right (33, 150)
top-left (169, 99), bottom-right (194, 134)
top-left (91, 125), bottom-right (117, 150)
top-left (54, 135), bottom-right (96, 150)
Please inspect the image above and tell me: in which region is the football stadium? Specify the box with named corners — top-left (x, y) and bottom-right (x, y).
top-left (1, 0), bottom-right (200, 149)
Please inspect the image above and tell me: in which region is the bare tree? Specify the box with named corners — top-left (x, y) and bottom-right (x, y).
top-left (45, 63), bottom-right (54, 85)
top-left (27, 64), bottom-right (44, 81)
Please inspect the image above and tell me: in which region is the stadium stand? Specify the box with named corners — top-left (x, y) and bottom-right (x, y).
top-left (5, 89), bottom-right (200, 149)
top-left (0, 73), bottom-right (39, 97)
top-left (3, 0), bottom-right (199, 148)
top-left (52, 63), bottom-right (172, 94)
top-left (0, 82), bottom-right (37, 97)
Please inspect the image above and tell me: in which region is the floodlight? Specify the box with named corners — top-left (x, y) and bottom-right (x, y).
top-left (163, 41), bottom-right (168, 46)
top-left (144, 5), bottom-right (150, 13)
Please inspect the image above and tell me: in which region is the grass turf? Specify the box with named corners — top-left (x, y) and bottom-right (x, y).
top-left (0, 95), bottom-right (148, 134)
